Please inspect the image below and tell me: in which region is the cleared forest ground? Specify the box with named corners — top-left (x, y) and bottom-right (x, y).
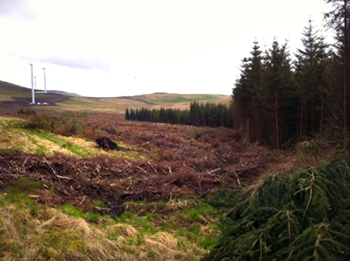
top-left (0, 81), bottom-right (336, 260)
top-left (0, 112), bottom-right (271, 210)
top-left (0, 109), bottom-right (296, 260)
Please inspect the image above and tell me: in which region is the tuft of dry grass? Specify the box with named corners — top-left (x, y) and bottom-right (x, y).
top-left (0, 194), bottom-right (206, 261)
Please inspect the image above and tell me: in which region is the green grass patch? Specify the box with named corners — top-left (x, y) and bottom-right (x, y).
top-left (61, 204), bottom-right (86, 218)
top-left (0, 94), bottom-right (14, 101)
top-left (60, 97), bottom-right (95, 106)
top-left (120, 150), bottom-right (147, 160)
top-left (135, 216), bottom-right (158, 235)
top-left (187, 209), bottom-right (202, 222)
top-left (182, 128), bottom-right (207, 139)
top-left (61, 141), bottom-right (96, 157)
top-left (198, 233), bottom-right (217, 249)
top-left (93, 200), bottom-right (105, 207)
top-left (119, 200), bottom-right (220, 250)
top-left (5, 119), bottom-right (24, 128)
top-left (60, 203), bottom-right (101, 223)
top-left (11, 177), bottom-right (40, 193)
top-left (27, 129), bottom-right (64, 144)
top-left (136, 94), bottom-right (220, 104)
top-left (0, 88), bottom-right (31, 96)
top-left (23, 129), bottom-right (97, 157)
top-left (118, 211), bottom-right (134, 221)
top-left (61, 110), bottom-right (88, 118)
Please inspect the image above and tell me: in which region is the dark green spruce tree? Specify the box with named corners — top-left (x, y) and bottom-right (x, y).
top-left (232, 41), bottom-right (263, 142)
top-left (325, 0), bottom-right (350, 148)
top-left (260, 39), bottom-right (296, 148)
top-left (294, 19), bottom-right (328, 138)
top-left (125, 108), bottom-right (130, 120)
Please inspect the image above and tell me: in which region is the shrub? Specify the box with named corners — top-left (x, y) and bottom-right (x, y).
top-left (22, 113), bottom-right (84, 137)
top-left (24, 114), bottom-right (53, 131)
top-left (18, 108), bottom-right (36, 115)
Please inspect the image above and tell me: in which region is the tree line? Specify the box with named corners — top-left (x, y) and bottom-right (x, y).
top-left (125, 101), bottom-right (233, 128)
top-left (233, 0), bottom-right (350, 149)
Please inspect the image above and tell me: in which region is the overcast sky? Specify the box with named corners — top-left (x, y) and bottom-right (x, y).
top-left (0, 0), bottom-right (332, 97)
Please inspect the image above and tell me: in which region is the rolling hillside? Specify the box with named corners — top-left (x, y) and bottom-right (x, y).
top-left (0, 80), bottom-right (231, 114)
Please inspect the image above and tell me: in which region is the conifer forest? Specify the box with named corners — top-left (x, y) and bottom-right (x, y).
top-left (201, 1), bottom-right (350, 260)
top-left (233, 1), bottom-right (350, 149)
top-left (125, 101), bottom-right (233, 128)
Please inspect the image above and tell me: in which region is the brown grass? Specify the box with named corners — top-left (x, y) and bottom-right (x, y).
top-left (0, 195), bottom-right (206, 261)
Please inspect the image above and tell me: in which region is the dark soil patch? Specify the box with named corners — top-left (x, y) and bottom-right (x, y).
top-left (1, 93), bottom-right (71, 113)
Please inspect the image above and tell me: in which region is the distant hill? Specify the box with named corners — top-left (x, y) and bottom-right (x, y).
top-left (0, 80), bottom-right (31, 95)
top-left (135, 93), bottom-right (229, 104)
top-left (0, 80), bottom-right (80, 96)
top-left (0, 80), bottom-right (231, 114)
top-left (46, 90), bottom-right (80, 96)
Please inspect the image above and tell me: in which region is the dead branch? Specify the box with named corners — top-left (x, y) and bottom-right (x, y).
top-left (77, 195), bottom-right (86, 207)
top-left (124, 160), bottom-right (131, 168)
top-left (22, 156), bottom-right (31, 168)
top-left (207, 168), bottom-right (221, 175)
top-left (147, 161), bottom-right (158, 173)
top-left (43, 157), bottom-right (71, 180)
top-left (137, 166), bottom-right (147, 173)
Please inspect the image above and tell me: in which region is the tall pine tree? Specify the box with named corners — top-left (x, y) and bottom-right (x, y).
top-left (294, 19), bottom-right (328, 138)
top-left (260, 39), bottom-right (295, 148)
top-left (232, 41), bottom-right (263, 142)
top-left (325, 0), bottom-right (350, 148)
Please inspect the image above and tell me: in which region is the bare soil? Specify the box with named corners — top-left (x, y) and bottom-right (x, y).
top-left (1, 93), bottom-right (71, 110)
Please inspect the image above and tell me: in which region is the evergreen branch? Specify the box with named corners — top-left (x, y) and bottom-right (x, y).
top-left (259, 232), bottom-right (263, 261)
top-left (205, 159), bottom-right (350, 260)
top-left (287, 210), bottom-right (291, 240)
top-left (303, 187), bottom-right (312, 217)
top-left (313, 230), bottom-right (323, 261)
top-left (304, 171), bottom-right (315, 217)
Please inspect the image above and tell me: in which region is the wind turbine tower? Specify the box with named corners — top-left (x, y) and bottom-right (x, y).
top-left (42, 67), bottom-right (47, 92)
top-left (29, 63), bottom-right (35, 104)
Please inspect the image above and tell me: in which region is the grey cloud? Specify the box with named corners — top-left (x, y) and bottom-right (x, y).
top-left (0, 0), bottom-right (36, 20)
top-left (35, 55), bottom-right (111, 71)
